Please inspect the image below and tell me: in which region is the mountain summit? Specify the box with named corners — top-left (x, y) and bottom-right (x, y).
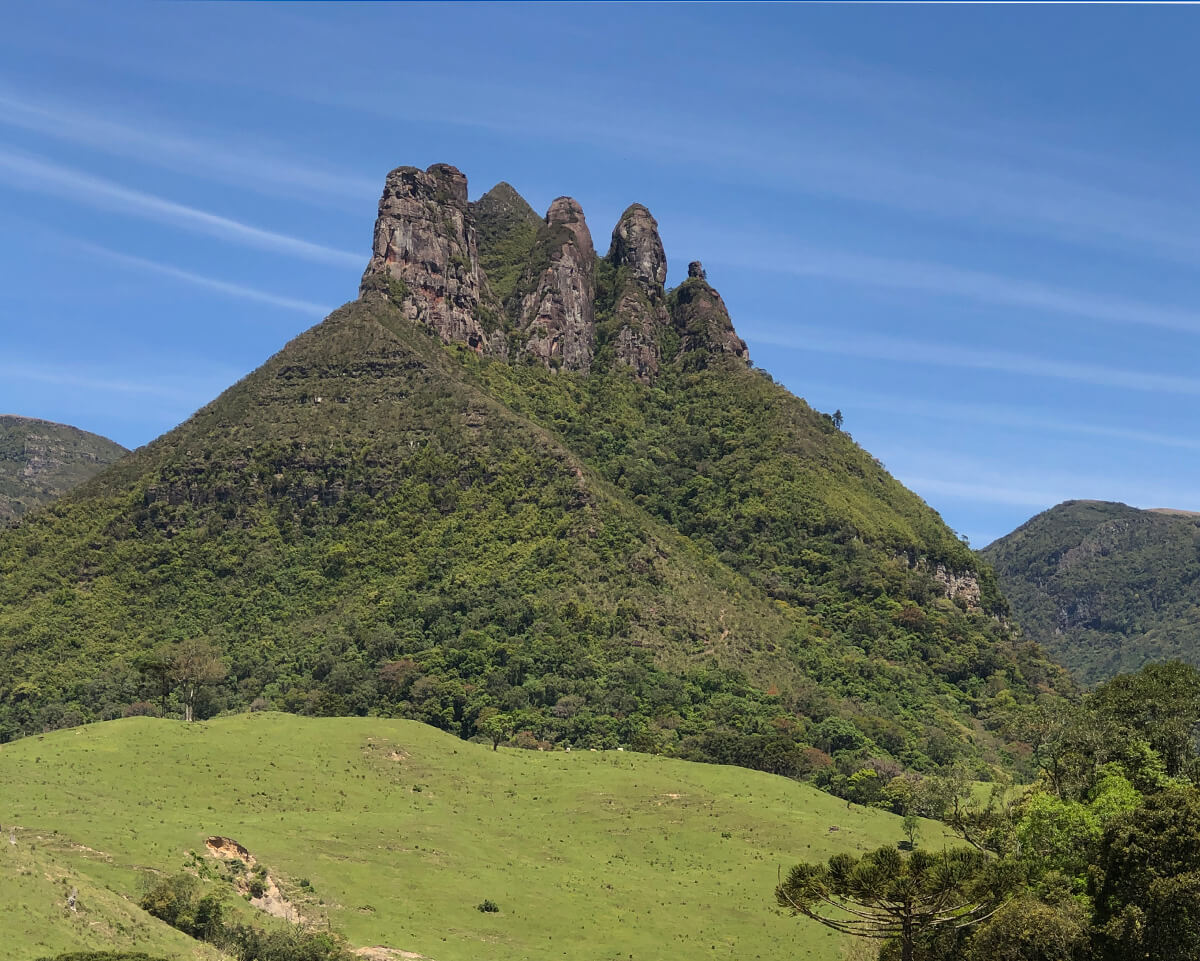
top-left (0, 164), bottom-right (1066, 788)
top-left (360, 163), bottom-right (747, 378)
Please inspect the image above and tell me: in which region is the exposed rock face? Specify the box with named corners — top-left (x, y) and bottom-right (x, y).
top-left (515, 197), bottom-right (596, 372)
top-left (932, 565), bottom-right (983, 609)
top-left (607, 205), bottom-right (670, 381)
top-left (358, 164), bottom-right (753, 376)
top-left (360, 164), bottom-right (500, 353)
top-left (668, 263), bottom-right (749, 365)
top-left (610, 204), bottom-right (667, 288)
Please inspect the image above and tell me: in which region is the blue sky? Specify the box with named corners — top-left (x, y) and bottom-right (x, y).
top-left (2, 3), bottom-right (1198, 546)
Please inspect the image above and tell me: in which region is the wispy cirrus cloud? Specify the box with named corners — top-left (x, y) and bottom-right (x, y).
top-left (746, 325), bottom-right (1200, 397)
top-left (0, 147), bottom-right (361, 267)
top-left (901, 476), bottom-right (1066, 510)
top-left (879, 448), bottom-right (1200, 520)
top-left (0, 88), bottom-right (378, 205)
top-left (715, 243), bottom-right (1200, 336)
top-left (800, 387), bottom-right (1200, 453)
top-left (76, 240), bottom-right (333, 316)
top-left (0, 361), bottom-right (210, 400)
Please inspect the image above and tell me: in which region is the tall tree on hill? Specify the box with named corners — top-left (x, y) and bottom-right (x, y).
top-left (170, 639), bottom-right (226, 722)
top-left (775, 846), bottom-right (1013, 961)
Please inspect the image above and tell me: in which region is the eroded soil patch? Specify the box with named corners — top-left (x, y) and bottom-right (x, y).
top-left (205, 835), bottom-right (302, 922)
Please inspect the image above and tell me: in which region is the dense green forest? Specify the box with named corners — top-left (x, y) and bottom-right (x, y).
top-left (777, 661), bottom-right (1200, 961)
top-left (983, 500), bottom-right (1200, 685)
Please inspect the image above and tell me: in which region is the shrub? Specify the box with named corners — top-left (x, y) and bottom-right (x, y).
top-left (476, 899), bottom-right (500, 913)
top-left (140, 874), bottom-right (224, 941)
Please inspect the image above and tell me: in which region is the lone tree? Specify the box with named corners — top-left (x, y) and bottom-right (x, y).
top-left (171, 638), bottom-right (226, 722)
top-left (477, 710), bottom-right (514, 751)
top-left (775, 845), bottom-right (1012, 961)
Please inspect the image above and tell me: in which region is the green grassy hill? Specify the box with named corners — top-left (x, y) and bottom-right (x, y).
top-left (0, 415), bottom-right (127, 524)
top-left (0, 714), bottom-right (948, 961)
top-left (982, 500), bottom-right (1200, 685)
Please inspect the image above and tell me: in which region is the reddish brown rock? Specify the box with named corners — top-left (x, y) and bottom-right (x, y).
top-left (605, 204), bottom-right (670, 381)
top-left (669, 262), bottom-right (749, 364)
top-left (359, 163), bottom-right (500, 353)
top-left (515, 197), bottom-right (596, 372)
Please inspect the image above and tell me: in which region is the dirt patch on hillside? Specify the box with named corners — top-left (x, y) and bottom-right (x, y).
top-left (355, 948), bottom-right (430, 961)
top-left (206, 836), bottom-right (251, 860)
top-left (205, 835), bottom-right (302, 922)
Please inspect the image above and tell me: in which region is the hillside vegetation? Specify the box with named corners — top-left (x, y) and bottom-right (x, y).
top-left (0, 415), bottom-right (127, 523)
top-left (983, 500), bottom-right (1200, 685)
top-left (0, 297), bottom-right (1064, 787)
top-left (0, 166), bottom-right (1071, 795)
top-left (0, 714), bottom-right (946, 961)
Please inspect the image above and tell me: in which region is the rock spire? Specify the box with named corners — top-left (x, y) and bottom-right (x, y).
top-left (359, 164), bottom-right (501, 353)
top-left (669, 264), bottom-right (749, 364)
top-left (514, 197), bottom-right (597, 372)
top-left (359, 163), bottom-right (749, 375)
top-left (606, 204), bottom-right (670, 381)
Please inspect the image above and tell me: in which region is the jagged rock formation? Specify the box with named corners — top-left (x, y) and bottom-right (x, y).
top-left (605, 204), bottom-right (670, 381)
top-left (0, 415), bottom-right (127, 523)
top-left (367, 169), bottom-right (747, 378)
top-left (611, 205), bottom-right (668, 289)
top-left (359, 164), bottom-right (503, 354)
top-left (668, 261), bottom-right (750, 365)
top-left (513, 197), bottom-right (597, 372)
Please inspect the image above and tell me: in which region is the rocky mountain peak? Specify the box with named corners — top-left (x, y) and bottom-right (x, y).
top-left (513, 198), bottom-right (597, 372)
top-left (604, 204), bottom-right (671, 381)
top-left (669, 266), bottom-right (749, 365)
top-left (608, 204), bottom-right (667, 289)
top-left (424, 163), bottom-right (469, 204)
top-left (545, 196), bottom-right (594, 253)
top-left (358, 164), bottom-right (751, 376)
top-left (359, 163), bottom-right (498, 353)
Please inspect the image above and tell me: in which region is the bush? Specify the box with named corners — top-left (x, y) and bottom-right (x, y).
top-left (139, 874), bottom-right (224, 941)
top-left (224, 924), bottom-right (353, 961)
top-left (476, 899), bottom-right (500, 913)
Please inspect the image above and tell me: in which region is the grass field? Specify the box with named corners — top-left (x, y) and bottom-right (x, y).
top-left (0, 715), bottom-right (948, 961)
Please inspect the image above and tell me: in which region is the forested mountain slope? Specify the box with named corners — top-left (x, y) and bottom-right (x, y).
top-left (0, 163), bottom-right (1069, 789)
top-left (983, 500), bottom-right (1200, 685)
top-left (0, 415), bottom-right (126, 523)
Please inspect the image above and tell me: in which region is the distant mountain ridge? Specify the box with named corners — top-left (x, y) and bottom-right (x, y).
top-left (0, 415), bottom-right (127, 523)
top-left (982, 499), bottom-right (1200, 685)
top-left (0, 164), bottom-right (1067, 789)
